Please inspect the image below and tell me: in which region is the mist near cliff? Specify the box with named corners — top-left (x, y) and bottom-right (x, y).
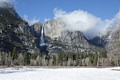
top-left (53, 9), bottom-right (120, 38)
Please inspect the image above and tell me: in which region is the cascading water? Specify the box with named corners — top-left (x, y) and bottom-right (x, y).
top-left (39, 26), bottom-right (48, 54)
top-left (40, 26), bottom-right (45, 46)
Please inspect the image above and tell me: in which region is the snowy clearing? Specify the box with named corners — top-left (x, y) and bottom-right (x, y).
top-left (0, 67), bottom-right (120, 80)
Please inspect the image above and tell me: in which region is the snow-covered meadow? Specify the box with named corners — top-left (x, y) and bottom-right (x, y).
top-left (0, 67), bottom-right (120, 80)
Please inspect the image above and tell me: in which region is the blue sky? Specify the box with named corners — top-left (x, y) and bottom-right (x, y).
top-left (13, 0), bottom-right (120, 23)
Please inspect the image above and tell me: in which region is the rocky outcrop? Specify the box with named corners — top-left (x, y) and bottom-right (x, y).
top-left (0, 2), bottom-right (22, 24)
top-left (44, 19), bottom-right (102, 54)
top-left (88, 36), bottom-right (107, 48)
top-left (44, 19), bottom-right (65, 38)
top-left (0, 3), bottom-right (39, 53)
top-left (107, 23), bottom-right (120, 55)
top-left (31, 22), bottom-right (42, 48)
top-left (31, 22), bottom-right (42, 35)
top-left (60, 30), bottom-right (90, 52)
top-left (103, 21), bottom-right (120, 66)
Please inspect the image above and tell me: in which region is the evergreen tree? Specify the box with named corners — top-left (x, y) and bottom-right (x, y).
top-left (24, 52), bottom-right (30, 65)
top-left (12, 47), bottom-right (18, 60)
top-left (93, 53), bottom-right (98, 66)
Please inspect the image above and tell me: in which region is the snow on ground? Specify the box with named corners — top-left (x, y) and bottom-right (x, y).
top-left (0, 67), bottom-right (120, 80)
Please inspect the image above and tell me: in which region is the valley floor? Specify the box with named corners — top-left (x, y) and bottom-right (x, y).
top-left (0, 67), bottom-right (120, 80)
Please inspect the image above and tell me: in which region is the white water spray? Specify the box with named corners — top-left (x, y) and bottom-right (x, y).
top-left (40, 26), bottom-right (45, 46)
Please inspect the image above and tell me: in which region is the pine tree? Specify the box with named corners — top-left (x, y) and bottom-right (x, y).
top-left (12, 47), bottom-right (18, 60)
top-left (24, 52), bottom-right (30, 65)
top-left (18, 53), bottom-right (24, 66)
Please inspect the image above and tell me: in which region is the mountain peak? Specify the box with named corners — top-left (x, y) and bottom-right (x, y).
top-left (0, 2), bottom-right (22, 24)
top-left (0, 1), bottom-right (13, 8)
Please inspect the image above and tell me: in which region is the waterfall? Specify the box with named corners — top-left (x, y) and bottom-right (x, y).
top-left (40, 26), bottom-right (45, 46)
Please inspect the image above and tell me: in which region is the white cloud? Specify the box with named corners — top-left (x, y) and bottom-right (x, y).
top-left (23, 15), bottom-right (40, 25)
top-left (54, 9), bottom-right (120, 38)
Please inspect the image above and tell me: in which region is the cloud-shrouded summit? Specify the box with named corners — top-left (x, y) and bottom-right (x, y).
top-left (53, 9), bottom-right (120, 38)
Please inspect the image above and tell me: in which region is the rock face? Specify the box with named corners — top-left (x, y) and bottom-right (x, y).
top-left (0, 3), bottom-right (39, 53)
top-left (31, 22), bottom-right (42, 35)
top-left (31, 22), bottom-right (42, 48)
top-left (0, 2), bottom-right (22, 24)
top-left (107, 23), bottom-right (120, 54)
top-left (89, 36), bottom-right (107, 48)
top-left (44, 19), bottom-right (101, 54)
top-left (44, 19), bottom-right (65, 38)
top-left (104, 22), bottom-right (120, 66)
top-left (60, 30), bottom-right (91, 53)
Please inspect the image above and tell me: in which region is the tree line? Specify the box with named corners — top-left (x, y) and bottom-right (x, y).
top-left (0, 48), bottom-right (120, 67)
